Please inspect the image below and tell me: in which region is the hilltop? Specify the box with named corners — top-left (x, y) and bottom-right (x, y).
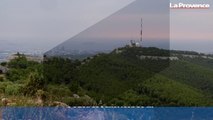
top-left (1, 46), bottom-right (213, 106)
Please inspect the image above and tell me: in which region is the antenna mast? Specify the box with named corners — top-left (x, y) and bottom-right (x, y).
top-left (140, 18), bottom-right (143, 47)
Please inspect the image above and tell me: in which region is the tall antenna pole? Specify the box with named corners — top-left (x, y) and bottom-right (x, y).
top-left (140, 18), bottom-right (143, 47)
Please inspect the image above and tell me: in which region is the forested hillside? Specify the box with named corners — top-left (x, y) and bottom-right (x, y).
top-left (1, 47), bottom-right (213, 106)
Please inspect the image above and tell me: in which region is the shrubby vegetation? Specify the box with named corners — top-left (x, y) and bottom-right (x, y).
top-left (43, 57), bottom-right (80, 84)
top-left (1, 47), bottom-right (213, 106)
top-left (21, 72), bottom-right (45, 96)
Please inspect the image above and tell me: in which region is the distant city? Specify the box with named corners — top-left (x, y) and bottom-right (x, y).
top-left (0, 50), bottom-right (43, 62)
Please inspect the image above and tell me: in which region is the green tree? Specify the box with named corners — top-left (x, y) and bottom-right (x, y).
top-left (21, 72), bottom-right (45, 96)
top-left (0, 62), bottom-right (7, 66)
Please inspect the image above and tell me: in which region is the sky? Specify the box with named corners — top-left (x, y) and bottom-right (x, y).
top-left (0, 0), bottom-right (212, 53)
top-left (0, 0), bottom-right (135, 52)
top-left (49, 0), bottom-right (170, 53)
top-left (170, 0), bottom-right (213, 53)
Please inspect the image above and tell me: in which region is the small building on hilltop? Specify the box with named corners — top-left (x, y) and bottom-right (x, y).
top-left (128, 40), bottom-right (141, 48)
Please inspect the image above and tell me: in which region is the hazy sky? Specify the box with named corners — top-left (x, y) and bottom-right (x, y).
top-left (170, 0), bottom-right (213, 53)
top-left (0, 0), bottom-right (212, 53)
top-left (0, 0), bottom-right (135, 52)
top-left (50, 0), bottom-right (170, 53)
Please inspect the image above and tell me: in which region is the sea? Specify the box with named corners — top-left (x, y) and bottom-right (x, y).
top-left (0, 51), bottom-right (13, 62)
